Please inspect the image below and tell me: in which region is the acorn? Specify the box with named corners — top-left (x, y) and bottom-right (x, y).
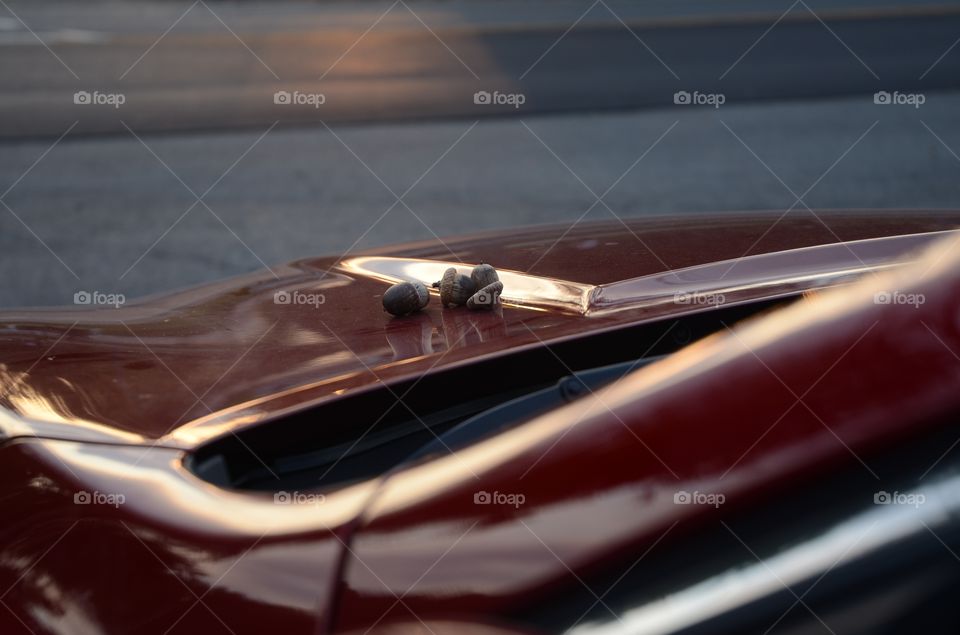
top-left (382, 281), bottom-right (429, 316)
top-left (438, 267), bottom-right (476, 308)
top-left (471, 263), bottom-right (499, 289)
top-left (467, 281), bottom-right (503, 310)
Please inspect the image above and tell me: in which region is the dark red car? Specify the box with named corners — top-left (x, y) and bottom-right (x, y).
top-left (2, 210), bottom-right (960, 634)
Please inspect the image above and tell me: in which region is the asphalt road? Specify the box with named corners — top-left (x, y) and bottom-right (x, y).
top-left (2, 0), bottom-right (960, 136)
top-left (3, 90), bottom-right (959, 307)
top-left (1, 0), bottom-right (959, 308)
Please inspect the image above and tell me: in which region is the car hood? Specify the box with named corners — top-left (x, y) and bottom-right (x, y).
top-left (0, 210), bottom-right (957, 448)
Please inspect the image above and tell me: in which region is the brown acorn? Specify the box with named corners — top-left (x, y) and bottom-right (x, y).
top-left (382, 281), bottom-right (429, 316)
top-left (470, 263), bottom-right (499, 290)
top-left (439, 267), bottom-right (476, 308)
top-left (467, 280), bottom-right (503, 310)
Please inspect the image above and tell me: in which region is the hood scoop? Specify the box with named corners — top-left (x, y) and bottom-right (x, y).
top-left (339, 230), bottom-right (955, 316)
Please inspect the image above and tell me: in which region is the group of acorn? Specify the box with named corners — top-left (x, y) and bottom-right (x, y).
top-left (382, 264), bottom-right (503, 317)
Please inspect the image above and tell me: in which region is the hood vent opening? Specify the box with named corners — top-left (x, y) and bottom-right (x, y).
top-left (188, 299), bottom-right (786, 494)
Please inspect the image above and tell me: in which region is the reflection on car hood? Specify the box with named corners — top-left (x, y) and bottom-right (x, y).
top-left (0, 211), bottom-right (957, 448)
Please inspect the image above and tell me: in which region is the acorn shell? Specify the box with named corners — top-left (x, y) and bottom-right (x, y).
top-left (470, 264), bottom-right (500, 289)
top-left (467, 281), bottom-right (503, 310)
top-left (439, 267), bottom-right (477, 307)
top-left (382, 281), bottom-right (429, 316)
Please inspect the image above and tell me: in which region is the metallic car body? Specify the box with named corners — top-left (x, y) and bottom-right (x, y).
top-left (1, 209), bottom-right (959, 634)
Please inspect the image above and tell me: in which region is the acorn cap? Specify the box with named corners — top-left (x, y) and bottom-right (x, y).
top-left (440, 267), bottom-right (477, 308)
top-left (470, 264), bottom-right (499, 290)
top-left (467, 280), bottom-right (504, 310)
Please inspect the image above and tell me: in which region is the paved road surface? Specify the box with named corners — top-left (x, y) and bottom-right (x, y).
top-left (1, 0), bottom-right (959, 136)
top-left (2, 0), bottom-right (958, 307)
top-left (2, 91), bottom-right (958, 307)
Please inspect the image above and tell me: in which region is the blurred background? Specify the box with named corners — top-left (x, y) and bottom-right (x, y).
top-left (1, 0), bottom-right (959, 307)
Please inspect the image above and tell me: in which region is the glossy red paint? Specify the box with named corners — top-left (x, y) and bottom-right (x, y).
top-left (0, 211), bottom-right (955, 448)
top-left (331, 231), bottom-right (960, 631)
top-left (0, 439), bottom-right (374, 633)
top-left (0, 211), bottom-right (958, 634)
